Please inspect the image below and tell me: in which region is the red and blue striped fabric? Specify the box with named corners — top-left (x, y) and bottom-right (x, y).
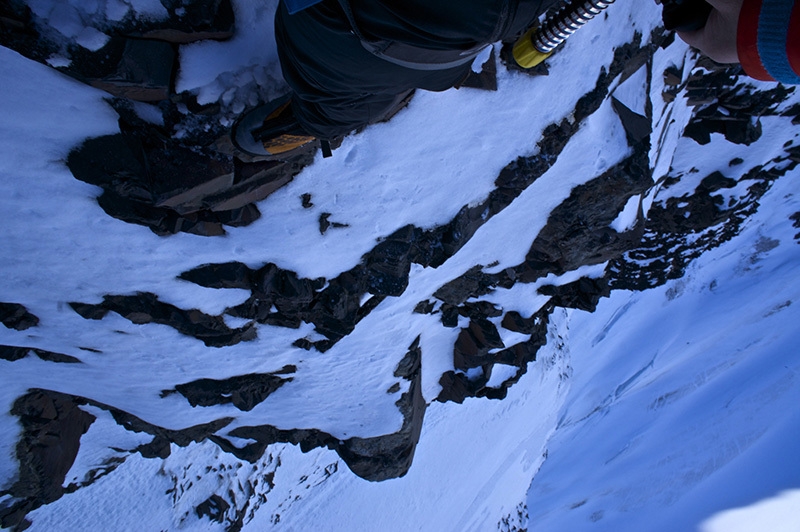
top-left (738, 0), bottom-right (800, 82)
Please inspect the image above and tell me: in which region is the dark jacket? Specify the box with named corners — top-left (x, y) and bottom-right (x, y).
top-left (276, 0), bottom-right (557, 138)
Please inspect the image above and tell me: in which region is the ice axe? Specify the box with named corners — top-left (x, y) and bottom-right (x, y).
top-left (512, 0), bottom-right (713, 69)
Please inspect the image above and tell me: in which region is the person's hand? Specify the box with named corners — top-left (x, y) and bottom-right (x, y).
top-left (677, 0), bottom-right (744, 63)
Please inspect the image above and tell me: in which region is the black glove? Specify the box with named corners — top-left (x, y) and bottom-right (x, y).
top-left (661, 0), bottom-right (713, 31)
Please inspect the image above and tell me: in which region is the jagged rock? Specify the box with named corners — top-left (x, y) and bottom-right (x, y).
top-left (82, 38), bottom-right (175, 102)
top-left (196, 494), bottom-right (231, 524)
top-left (458, 48), bottom-right (498, 91)
top-left (539, 276), bottom-right (611, 312)
top-left (30, 349), bottom-right (81, 364)
top-left (122, 0), bottom-right (235, 44)
top-left (683, 69), bottom-right (793, 146)
top-left (453, 318), bottom-right (505, 370)
top-left (68, 126), bottom-right (238, 214)
top-left (501, 311), bottom-right (539, 334)
top-left (0, 302), bottom-right (39, 330)
top-left (436, 365), bottom-right (514, 402)
top-left (458, 301), bottom-right (503, 320)
top-left (67, 109), bottom-right (302, 235)
top-left (663, 65), bottom-right (682, 87)
top-left (436, 371), bottom-right (474, 404)
top-left (318, 212), bottom-right (349, 235)
top-left (97, 189), bottom-right (260, 236)
top-left (781, 102), bottom-right (800, 125)
top-left (610, 139), bottom-right (800, 290)
top-left (493, 337), bottom-right (542, 367)
top-left (0, 391), bottom-right (96, 531)
top-left (184, 260), bottom-right (379, 351)
top-left (69, 292), bottom-right (256, 347)
top-left (210, 341), bottom-right (426, 482)
top-left (136, 435), bottom-right (172, 459)
top-left (169, 369), bottom-right (295, 412)
top-left (0, 345), bottom-right (81, 364)
top-left (434, 266), bottom-right (494, 306)
top-left (366, 227), bottom-right (416, 296)
top-left (336, 339), bottom-right (426, 481)
top-left (179, 262), bottom-right (254, 290)
top-left (103, 406), bottom-right (234, 450)
top-left (214, 425), bottom-right (334, 463)
top-left (684, 110), bottom-right (762, 146)
top-left (413, 300), bottom-right (435, 314)
top-left (440, 304), bottom-right (460, 328)
top-left (393, 337), bottom-right (421, 379)
top-left (205, 159), bottom-right (293, 212)
top-left (515, 152), bottom-right (650, 283)
top-left (1, 0), bottom-right (232, 105)
top-left (0, 345), bottom-right (30, 362)
top-left (611, 97), bottom-right (651, 144)
top-left (698, 170), bottom-right (737, 193)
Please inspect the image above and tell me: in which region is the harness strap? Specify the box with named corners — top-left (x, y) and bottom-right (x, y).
top-left (336, 0), bottom-right (517, 71)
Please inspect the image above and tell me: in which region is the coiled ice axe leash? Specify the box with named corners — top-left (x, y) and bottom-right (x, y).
top-left (512, 0), bottom-right (713, 69)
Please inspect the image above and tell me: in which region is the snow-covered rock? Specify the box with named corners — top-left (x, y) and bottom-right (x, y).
top-left (1, 0), bottom-right (799, 530)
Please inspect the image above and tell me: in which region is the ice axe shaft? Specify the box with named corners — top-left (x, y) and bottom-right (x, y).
top-left (512, 0), bottom-right (713, 69)
top-left (512, 0), bottom-right (616, 68)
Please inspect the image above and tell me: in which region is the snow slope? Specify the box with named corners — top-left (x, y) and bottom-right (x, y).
top-left (2, 0), bottom-right (799, 530)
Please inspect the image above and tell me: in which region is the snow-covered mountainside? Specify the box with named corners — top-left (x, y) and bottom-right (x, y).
top-left (1, 0), bottom-right (799, 530)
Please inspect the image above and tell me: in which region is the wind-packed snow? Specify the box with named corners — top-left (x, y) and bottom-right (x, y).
top-left (526, 160), bottom-right (800, 530)
top-left (2, 0), bottom-right (799, 529)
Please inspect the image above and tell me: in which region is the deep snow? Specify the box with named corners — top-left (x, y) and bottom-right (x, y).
top-left (1, 0), bottom-right (799, 530)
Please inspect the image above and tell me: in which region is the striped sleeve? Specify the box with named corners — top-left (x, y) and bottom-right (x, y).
top-left (738, 0), bottom-right (800, 83)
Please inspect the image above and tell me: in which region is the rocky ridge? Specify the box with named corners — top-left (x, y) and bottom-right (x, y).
top-left (2, 2), bottom-right (799, 531)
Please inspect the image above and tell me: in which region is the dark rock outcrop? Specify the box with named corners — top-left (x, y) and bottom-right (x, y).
top-left (167, 367), bottom-right (296, 412)
top-left (453, 318), bottom-right (505, 371)
top-left (0, 0), bottom-right (234, 103)
top-left (0, 303), bottom-right (39, 331)
top-left (683, 68), bottom-right (793, 146)
top-left (66, 115), bottom-right (310, 236)
top-left (0, 391), bottom-right (96, 531)
top-left (0, 345), bottom-right (81, 364)
top-left (337, 338), bottom-right (426, 481)
top-left (210, 339), bottom-right (427, 482)
top-left (69, 292), bottom-right (256, 347)
top-left (539, 276), bottom-right (611, 312)
top-left (196, 494), bottom-right (231, 524)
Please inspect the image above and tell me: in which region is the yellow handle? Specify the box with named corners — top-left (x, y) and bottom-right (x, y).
top-left (512, 28), bottom-right (552, 68)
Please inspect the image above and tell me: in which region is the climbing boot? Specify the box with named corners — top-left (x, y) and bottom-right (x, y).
top-left (232, 93), bottom-right (323, 159)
